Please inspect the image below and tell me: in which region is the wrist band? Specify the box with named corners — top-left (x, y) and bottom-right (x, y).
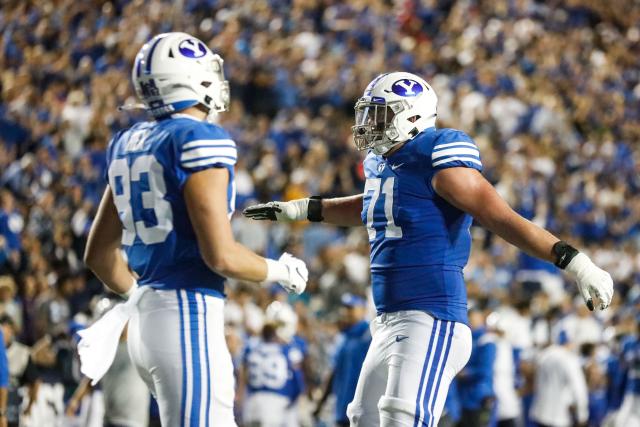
top-left (552, 241), bottom-right (579, 269)
top-left (264, 258), bottom-right (288, 283)
top-left (307, 196), bottom-right (324, 222)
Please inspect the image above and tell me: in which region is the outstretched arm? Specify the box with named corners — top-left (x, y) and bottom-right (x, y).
top-left (243, 194), bottom-right (364, 227)
top-left (433, 168), bottom-right (558, 262)
top-left (322, 195), bottom-right (363, 226)
top-left (432, 167), bottom-right (613, 310)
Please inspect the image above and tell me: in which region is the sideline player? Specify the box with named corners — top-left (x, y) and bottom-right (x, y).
top-left (83, 32), bottom-right (308, 426)
top-left (611, 322), bottom-right (640, 426)
top-left (239, 301), bottom-right (304, 427)
top-left (314, 293), bottom-right (371, 427)
top-left (243, 72), bottom-right (614, 426)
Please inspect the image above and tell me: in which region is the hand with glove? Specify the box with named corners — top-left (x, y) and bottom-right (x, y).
top-left (243, 197), bottom-right (324, 222)
top-left (553, 241), bottom-right (614, 311)
top-left (264, 252), bottom-right (309, 294)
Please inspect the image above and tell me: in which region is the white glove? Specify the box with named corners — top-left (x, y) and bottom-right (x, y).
top-left (565, 252), bottom-right (614, 310)
top-left (264, 253), bottom-right (309, 294)
top-left (243, 199), bottom-right (309, 222)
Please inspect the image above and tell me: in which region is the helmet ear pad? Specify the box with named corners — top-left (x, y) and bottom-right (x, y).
top-left (390, 105), bottom-right (436, 143)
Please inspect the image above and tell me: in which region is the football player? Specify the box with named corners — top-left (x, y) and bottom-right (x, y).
top-left (239, 301), bottom-right (304, 427)
top-left (83, 32), bottom-right (308, 426)
top-left (243, 72), bottom-right (614, 426)
top-left (612, 322), bottom-right (640, 426)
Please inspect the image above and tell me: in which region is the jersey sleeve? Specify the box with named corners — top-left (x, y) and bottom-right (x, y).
top-left (430, 130), bottom-right (482, 172)
top-left (174, 122), bottom-right (237, 188)
top-left (0, 330), bottom-right (8, 388)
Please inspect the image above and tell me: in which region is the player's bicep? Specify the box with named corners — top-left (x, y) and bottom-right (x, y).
top-left (183, 167), bottom-right (234, 263)
top-left (432, 167), bottom-right (512, 224)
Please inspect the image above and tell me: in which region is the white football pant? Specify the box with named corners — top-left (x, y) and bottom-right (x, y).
top-left (347, 310), bottom-right (472, 427)
top-left (127, 288), bottom-right (236, 426)
top-left (612, 394), bottom-right (640, 427)
top-left (243, 392), bottom-right (299, 427)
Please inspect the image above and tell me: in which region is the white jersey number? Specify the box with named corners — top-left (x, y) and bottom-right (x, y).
top-left (247, 350), bottom-right (289, 390)
top-left (109, 155), bottom-right (173, 245)
top-left (364, 177), bottom-right (402, 240)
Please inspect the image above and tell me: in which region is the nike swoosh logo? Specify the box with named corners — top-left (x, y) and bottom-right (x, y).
top-left (395, 335), bottom-right (409, 342)
top-left (391, 163), bottom-right (404, 170)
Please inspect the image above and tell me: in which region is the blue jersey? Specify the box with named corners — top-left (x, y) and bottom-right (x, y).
top-left (622, 336), bottom-right (640, 395)
top-left (443, 378), bottom-right (462, 422)
top-left (361, 127), bottom-right (482, 323)
top-left (458, 328), bottom-right (496, 410)
top-left (243, 338), bottom-right (304, 402)
top-left (332, 320), bottom-right (371, 423)
top-left (106, 114), bottom-right (237, 297)
top-left (0, 329), bottom-right (8, 388)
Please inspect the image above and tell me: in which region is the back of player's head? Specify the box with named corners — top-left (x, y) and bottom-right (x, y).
top-left (352, 71), bottom-right (438, 155)
top-left (132, 32), bottom-right (229, 120)
top-left (265, 301), bottom-right (298, 343)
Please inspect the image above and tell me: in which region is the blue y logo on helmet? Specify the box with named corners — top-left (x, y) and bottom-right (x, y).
top-left (178, 39), bottom-right (207, 58)
top-left (391, 79), bottom-right (423, 97)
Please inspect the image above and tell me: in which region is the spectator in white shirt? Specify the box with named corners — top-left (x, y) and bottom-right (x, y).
top-left (530, 330), bottom-right (589, 427)
top-left (487, 313), bottom-right (520, 427)
top-left (555, 298), bottom-right (604, 347)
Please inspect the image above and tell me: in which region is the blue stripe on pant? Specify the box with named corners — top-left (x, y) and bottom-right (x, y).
top-left (202, 294), bottom-right (212, 427)
top-left (414, 319), bottom-right (441, 427)
top-left (421, 321), bottom-right (448, 425)
top-left (428, 322), bottom-right (455, 427)
top-left (414, 320), bottom-right (455, 427)
top-left (177, 290), bottom-right (188, 427)
top-left (187, 292), bottom-right (202, 426)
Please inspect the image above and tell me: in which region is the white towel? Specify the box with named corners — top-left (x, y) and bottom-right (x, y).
top-left (77, 286), bottom-right (146, 385)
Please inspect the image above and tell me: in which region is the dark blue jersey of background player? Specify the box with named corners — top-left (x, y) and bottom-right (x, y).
top-left (621, 334), bottom-right (640, 396)
top-left (242, 331), bottom-right (304, 403)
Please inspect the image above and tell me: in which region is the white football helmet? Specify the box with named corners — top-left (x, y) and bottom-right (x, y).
top-left (265, 301), bottom-right (298, 343)
top-left (132, 32), bottom-right (230, 120)
top-left (352, 72), bottom-right (438, 155)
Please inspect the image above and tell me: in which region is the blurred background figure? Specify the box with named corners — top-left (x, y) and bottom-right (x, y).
top-left (440, 379), bottom-right (462, 427)
top-left (239, 301), bottom-right (305, 427)
top-left (0, 314), bottom-right (38, 427)
top-left (457, 306), bottom-right (496, 427)
top-left (0, 326), bottom-right (8, 427)
top-left (530, 330), bottom-right (589, 427)
top-left (314, 293), bottom-right (370, 427)
top-left (487, 312), bottom-right (521, 427)
top-left (610, 321), bottom-right (640, 427)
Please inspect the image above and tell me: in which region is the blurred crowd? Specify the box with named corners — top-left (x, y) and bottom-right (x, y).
top-left (0, 0), bottom-right (639, 426)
